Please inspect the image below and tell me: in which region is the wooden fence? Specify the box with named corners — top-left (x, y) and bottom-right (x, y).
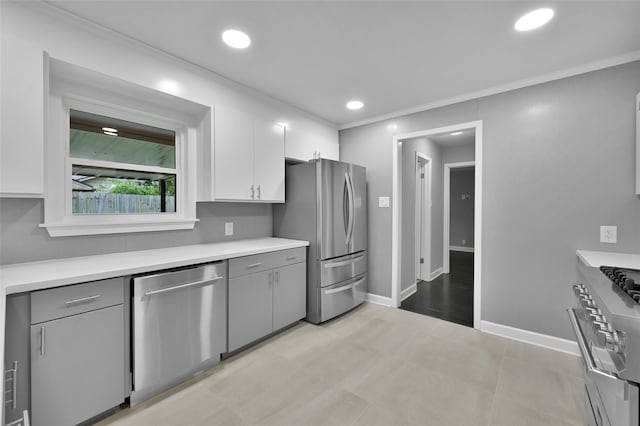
top-left (72, 192), bottom-right (175, 214)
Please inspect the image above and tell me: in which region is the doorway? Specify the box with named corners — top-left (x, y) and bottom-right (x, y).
top-left (391, 121), bottom-right (482, 328)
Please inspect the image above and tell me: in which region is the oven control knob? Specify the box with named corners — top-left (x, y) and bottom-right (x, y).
top-left (580, 296), bottom-right (594, 307)
top-left (592, 321), bottom-right (611, 334)
top-left (595, 329), bottom-right (615, 348)
top-left (584, 307), bottom-right (601, 316)
top-left (589, 313), bottom-right (606, 323)
top-left (573, 285), bottom-right (587, 297)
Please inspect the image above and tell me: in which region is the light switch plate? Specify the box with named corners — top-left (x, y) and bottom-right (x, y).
top-left (225, 222), bottom-right (234, 236)
top-left (378, 196), bottom-right (390, 208)
top-left (600, 225), bottom-right (617, 244)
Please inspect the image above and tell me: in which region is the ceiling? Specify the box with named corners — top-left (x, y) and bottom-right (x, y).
top-left (47, 1), bottom-right (640, 128)
top-left (428, 131), bottom-right (475, 147)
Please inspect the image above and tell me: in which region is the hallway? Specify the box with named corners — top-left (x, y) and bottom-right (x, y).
top-left (400, 251), bottom-right (474, 327)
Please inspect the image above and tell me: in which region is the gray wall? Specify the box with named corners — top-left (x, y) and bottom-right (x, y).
top-left (0, 199), bottom-right (272, 264)
top-left (450, 168), bottom-right (475, 248)
top-left (340, 60), bottom-right (640, 340)
top-left (442, 143), bottom-right (475, 164)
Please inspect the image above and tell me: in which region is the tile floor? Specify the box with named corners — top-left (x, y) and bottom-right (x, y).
top-left (96, 303), bottom-right (586, 426)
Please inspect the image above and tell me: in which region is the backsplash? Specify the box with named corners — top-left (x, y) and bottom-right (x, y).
top-left (0, 198), bottom-right (272, 265)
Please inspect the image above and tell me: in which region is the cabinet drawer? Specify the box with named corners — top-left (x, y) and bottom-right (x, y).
top-left (31, 277), bottom-right (125, 324)
top-left (229, 247), bottom-right (305, 278)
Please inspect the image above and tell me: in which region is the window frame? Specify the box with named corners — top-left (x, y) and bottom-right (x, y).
top-left (42, 76), bottom-right (200, 237)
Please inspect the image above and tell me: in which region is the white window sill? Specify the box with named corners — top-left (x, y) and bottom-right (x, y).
top-left (40, 218), bottom-right (199, 237)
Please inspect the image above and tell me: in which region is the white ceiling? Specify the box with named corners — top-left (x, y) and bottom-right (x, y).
top-left (48, 1), bottom-right (640, 128)
top-left (428, 131), bottom-right (475, 148)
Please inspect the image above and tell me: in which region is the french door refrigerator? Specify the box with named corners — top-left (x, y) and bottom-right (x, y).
top-left (273, 159), bottom-right (367, 324)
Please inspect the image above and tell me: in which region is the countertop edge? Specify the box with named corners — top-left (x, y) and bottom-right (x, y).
top-left (1, 238), bottom-right (309, 294)
top-left (576, 250), bottom-right (640, 269)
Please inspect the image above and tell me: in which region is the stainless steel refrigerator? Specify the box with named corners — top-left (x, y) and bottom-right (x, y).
top-left (273, 159), bottom-right (367, 324)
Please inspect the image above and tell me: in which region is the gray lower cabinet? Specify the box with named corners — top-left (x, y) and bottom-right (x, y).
top-left (273, 262), bottom-right (307, 331)
top-left (30, 277), bottom-right (126, 426)
top-left (228, 249), bottom-right (306, 352)
top-left (228, 271), bottom-right (273, 352)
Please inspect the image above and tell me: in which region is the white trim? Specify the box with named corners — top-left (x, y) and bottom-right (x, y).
top-left (0, 192), bottom-right (44, 198)
top-left (339, 51), bottom-right (640, 130)
top-left (392, 121), bottom-right (483, 329)
top-left (429, 267), bottom-right (443, 281)
top-left (450, 246), bottom-right (474, 253)
top-left (365, 293), bottom-right (394, 307)
top-left (443, 161), bottom-right (475, 274)
top-left (401, 283), bottom-right (417, 301)
top-left (40, 218), bottom-right (198, 237)
top-left (480, 320), bottom-right (580, 357)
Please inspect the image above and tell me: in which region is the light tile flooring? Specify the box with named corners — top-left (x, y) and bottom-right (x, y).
top-left (96, 303), bottom-right (586, 426)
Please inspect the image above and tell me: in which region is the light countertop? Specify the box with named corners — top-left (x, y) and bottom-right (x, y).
top-left (577, 250), bottom-right (640, 269)
top-left (0, 237), bottom-right (309, 294)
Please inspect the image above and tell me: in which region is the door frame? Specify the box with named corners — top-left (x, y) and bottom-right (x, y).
top-left (443, 162), bottom-right (475, 273)
top-left (391, 120), bottom-right (483, 329)
top-left (415, 153), bottom-right (432, 283)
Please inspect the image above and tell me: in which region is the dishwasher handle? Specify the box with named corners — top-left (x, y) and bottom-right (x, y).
top-left (144, 276), bottom-right (224, 297)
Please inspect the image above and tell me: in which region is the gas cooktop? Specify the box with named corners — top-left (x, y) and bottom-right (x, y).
top-left (601, 266), bottom-right (640, 305)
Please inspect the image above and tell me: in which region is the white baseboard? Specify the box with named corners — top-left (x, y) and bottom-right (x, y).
top-left (479, 320), bottom-right (580, 357)
top-left (429, 267), bottom-right (443, 281)
top-left (450, 245), bottom-right (474, 253)
top-left (401, 283), bottom-right (417, 301)
top-left (366, 293), bottom-right (394, 307)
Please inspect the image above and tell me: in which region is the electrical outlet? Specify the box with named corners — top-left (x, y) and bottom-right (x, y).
top-left (600, 225), bottom-right (617, 244)
top-left (225, 222), bottom-right (234, 236)
top-left (462, 239), bottom-right (466, 245)
top-left (378, 196), bottom-right (390, 208)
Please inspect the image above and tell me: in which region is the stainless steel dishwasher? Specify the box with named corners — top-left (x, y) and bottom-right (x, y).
top-left (130, 261), bottom-right (227, 405)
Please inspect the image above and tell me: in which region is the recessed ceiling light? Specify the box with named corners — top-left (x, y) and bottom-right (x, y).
top-left (103, 131), bottom-right (118, 136)
top-left (102, 127), bottom-right (118, 133)
top-left (346, 100), bottom-right (364, 110)
top-left (450, 131), bottom-right (463, 136)
top-left (515, 8), bottom-right (554, 31)
top-left (276, 122), bottom-right (288, 129)
top-left (222, 29), bottom-right (251, 49)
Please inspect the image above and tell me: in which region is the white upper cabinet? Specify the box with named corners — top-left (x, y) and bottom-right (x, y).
top-left (200, 105), bottom-right (285, 202)
top-left (285, 126), bottom-right (339, 162)
top-left (213, 106), bottom-right (255, 200)
top-left (254, 117), bottom-right (285, 202)
top-left (0, 36), bottom-right (45, 197)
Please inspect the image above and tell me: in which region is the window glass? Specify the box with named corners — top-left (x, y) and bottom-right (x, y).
top-left (72, 165), bottom-right (176, 214)
top-left (69, 109), bottom-right (176, 169)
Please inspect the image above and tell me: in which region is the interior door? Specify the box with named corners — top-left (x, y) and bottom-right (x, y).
top-left (318, 159), bottom-right (351, 260)
top-left (348, 163), bottom-right (367, 254)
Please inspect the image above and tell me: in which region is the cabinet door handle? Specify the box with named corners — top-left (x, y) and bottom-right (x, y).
top-left (40, 327), bottom-right (45, 356)
top-left (257, 185), bottom-right (261, 199)
top-left (250, 185), bottom-right (255, 199)
top-left (65, 294), bottom-right (101, 306)
top-left (269, 271), bottom-right (273, 286)
top-left (246, 262), bottom-right (262, 269)
top-left (286, 256), bottom-right (297, 261)
top-left (275, 271), bottom-right (279, 285)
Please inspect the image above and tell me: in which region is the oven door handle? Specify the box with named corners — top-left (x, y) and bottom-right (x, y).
top-left (567, 308), bottom-right (620, 381)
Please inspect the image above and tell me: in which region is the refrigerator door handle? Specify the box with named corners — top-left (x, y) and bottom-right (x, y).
top-left (345, 172), bottom-right (355, 245)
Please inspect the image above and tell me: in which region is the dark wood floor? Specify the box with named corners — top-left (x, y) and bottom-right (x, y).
top-left (400, 251), bottom-right (474, 327)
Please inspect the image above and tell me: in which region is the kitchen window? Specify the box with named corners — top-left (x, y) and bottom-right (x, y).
top-left (42, 57), bottom-right (206, 237)
top-left (69, 110), bottom-right (177, 215)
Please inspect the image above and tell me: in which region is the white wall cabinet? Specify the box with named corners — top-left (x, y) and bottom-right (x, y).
top-left (0, 36), bottom-right (45, 197)
top-left (200, 105), bottom-right (285, 202)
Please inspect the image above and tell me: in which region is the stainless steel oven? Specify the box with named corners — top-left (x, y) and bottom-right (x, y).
top-left (568, 262), bottom-right (640, 426)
